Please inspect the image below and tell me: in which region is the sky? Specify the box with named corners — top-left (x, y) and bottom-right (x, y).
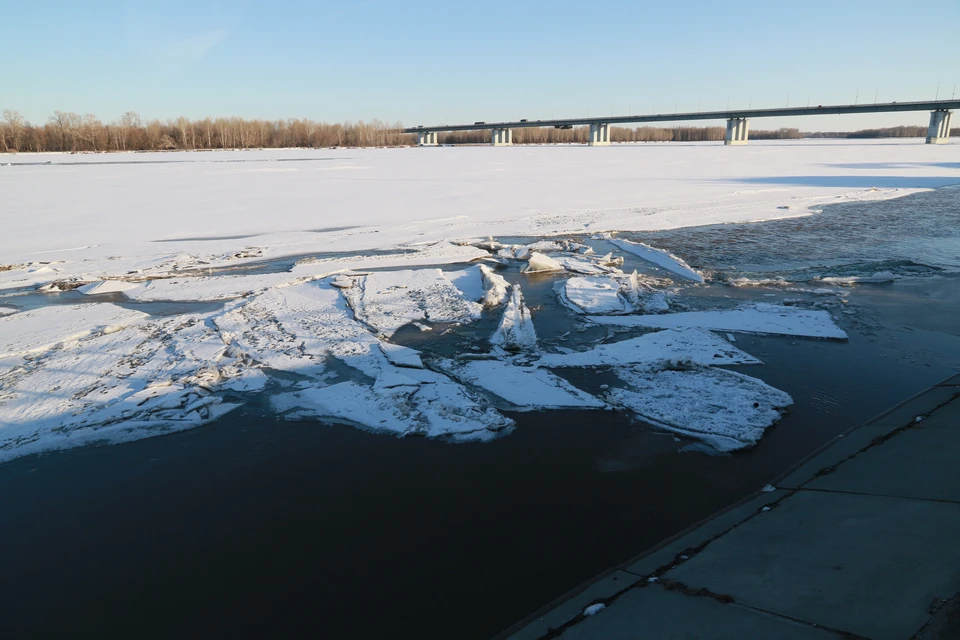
top-left (3, 0), bottom-right (959, 131)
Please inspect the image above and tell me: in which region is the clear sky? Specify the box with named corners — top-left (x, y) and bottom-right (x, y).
top-left (3, 0), bottom-right (959, 131)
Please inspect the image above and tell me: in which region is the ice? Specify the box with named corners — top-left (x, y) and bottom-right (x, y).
top-left (446, 263), bottom-right (510, 307)
top-left (271, 374), bottom-right (513, 441)
top-left (583, 604), bottom-right (606, 616)
top-left (609, 239), bottom-right (704, 283)
top-left (126, 272), bottom-right (304, 302)
top-left (821, 271), bottom-right (897, 285)
top-left (379, 342), bottom-right (424, 369)
top-left (588, 303), bottom-right (848, 340)
top-left (539, 328), bottom-right (761, 368)
top-left (521, 252), bottom-right (564, 274)
top-left (608, 367), bottom-right (793, 452)
top-left (77, 280), bottom-right (142, 295)
top-left (438, 359), bottom-right (605, 410)
top-left (0, 265), bottom-right (64, 292)
top-left (555, 256), bottom-right (616, 275)
top-left (491, 285), bottom-right (538, 351)
top-left (0, 306), bottom-right (16, 317)
top-left (342, 269), bottom-right (483, 336)
top-left (559, 276), bottom-right (629, 314)
top-left (0, 304), bottom-right (149, 358)
top-left (0, 311), bottom-right (264, 463)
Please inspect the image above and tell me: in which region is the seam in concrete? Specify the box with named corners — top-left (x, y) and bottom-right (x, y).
top-left (727, 599), bottom-right (872, 639)
top-left (801, 390), bottom-right (960, 484)
top-left (797, 486), bottom-right (960, 506)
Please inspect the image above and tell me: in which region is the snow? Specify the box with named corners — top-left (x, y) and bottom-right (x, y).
top-left (0, 304), bottom-right (149, 358)
top-left (438, 359), bottom-right (606, 410)
top-left (446, 264), bottom-right (511, 307)
top-left (491, 285), bottom-right (538, 351)
top-left (588, 303), bottom-right (848, 339)
top-left (583, 604), bottom-right (606, 616)
top-left (341, 268), bottom-right (483, 336)
top-left (538, 328), bottom-right (761, 368)
top-left (478, 264), bottom-right (510, 307)
top-left (522, 252), bottom-right (565, 274)
top-left (609, 239), bottom-right (704, 283)
top-left (609, 367), bottom-right (794, 452)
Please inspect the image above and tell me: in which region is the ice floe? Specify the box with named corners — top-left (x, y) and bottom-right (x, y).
top-left (521, 252), bottom-right (564, 274)
top-left (491, 285), bottom-right (538, 351)
top-left (609, 239), bottom-right (704, 283)
top-left (539, 328), bottom-right (760, 368)
top-left (0, 304), bottom-right (149, 358)
top-left (608, 367), bottom-right (793, 452)
top-left (341, 269), bottom-right (483, 336)
top-left (559, 276), bottom-right (629, 314)
top-left (77, 280), bottom-right (143, 295)
top-left (588, 303), bottom-right (847, 339)
top-left (438, 359), bottom-right (605, 410)
top-left (446, 264), bottom-right (510, 307)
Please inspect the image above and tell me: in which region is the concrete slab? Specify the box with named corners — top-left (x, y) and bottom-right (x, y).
top-left (937, 374), bottom-right (960, 386)
top-left (506, 570), bottom-right (640, 640)
top-left (866, 386), bottom-right (958, 428)
top-left (557, 584), bottom-right (840, 639)
top-left (777, 424), bottom-right (891, 489)
top-left (806, 426), bottom-right (960, 502)
top-left (620, 491), bottom-right (788, 577)
top-left (913, 398), bottom-right (960, 431)
top-left (664, 490), bottom-right (960, 640)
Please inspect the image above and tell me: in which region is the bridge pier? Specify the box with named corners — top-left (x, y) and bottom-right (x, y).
top-left (417, 131), bottom-right (438, 146)
top-left (926, 110), bottom-right (953, 144)
top-left (725, 118), bottom-right (749, 145)
top-left (491, 128), bottom-right (513, 146)
top-left (589, 123), bottom-right (610, 146)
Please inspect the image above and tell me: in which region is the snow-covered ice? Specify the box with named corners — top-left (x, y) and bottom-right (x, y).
top-left (589, 303), bottom-right (848, 339)
top-left (609, 367), bottom-right (794, 452)
top-left (522, 252), bottom-right (565, 274)
top-left (438, 359), bottom-right (605, 410)
top-left (539, 328), bottom-right (761, 368)
top-left (609, 239), bottom-right (704, 283)
top-left (341, 269), bottom-right (482, 336)
top-left (559, 276), bottom-right (629, 314)
top-left (77, 280), bottom-right (143, 295)
top-left (491, 285), bottom-right (538, 351)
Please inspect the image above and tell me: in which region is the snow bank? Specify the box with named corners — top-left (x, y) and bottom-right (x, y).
top-left (539, 328), bottom-right (760, 368)
top-left (342, 269), bottom-right (483, 336)
top-left (439, 360), bottom-right (605, 410)
top-left (609, 239), bottom-right (704, 283)
top-left (609, 367), bottom-right (793, 452)
top-left (588, 303), bottom-right (848, 339)
top-left (491, 285), bottom-right (538, 351)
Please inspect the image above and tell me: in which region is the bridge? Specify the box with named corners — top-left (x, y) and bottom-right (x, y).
top-left (405, 99), bottom-right (958, 147)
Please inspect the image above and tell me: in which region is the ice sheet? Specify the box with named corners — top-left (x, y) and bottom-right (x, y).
top-left (341, 269), bottom-right (483, 336)
top-left (609, 367), bottom-right (793, 452)
top-left (491, 285), bottom-right (538, 351)
top-left (0, 304), bottom-right (149, 358)
top-left (588, 303), bottom-right (848, 339)
top-left (438, 359), bottom-right (606, 410)
top-left (609, 239), bottom-right (704, 283)
top-left (559, 276), bottom-right (629, 314)
top-left (539, 328), bottom-right (761, 368)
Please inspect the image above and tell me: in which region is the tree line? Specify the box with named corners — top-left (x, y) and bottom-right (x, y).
top-left (0, 109), bottom-right (956, 152)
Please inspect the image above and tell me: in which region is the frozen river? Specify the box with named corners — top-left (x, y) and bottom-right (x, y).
top-left (0, 143), bottom-right (958, 637)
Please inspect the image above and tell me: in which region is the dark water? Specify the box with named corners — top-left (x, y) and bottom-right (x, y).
top-left (2, 190), bottom-right (960, 639)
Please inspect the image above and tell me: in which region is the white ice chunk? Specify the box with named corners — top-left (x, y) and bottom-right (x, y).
top-left (343, 268), bottom-right (483, 336)
top-left (555, 256), bottom-right (614, 275)
top-left (479, 264), bottom-right (510, 307)
top-left (76, 280), bottom-right (142, 295)
top-left (521, 252), bottom-right (564, 274)
top-left (491, 285), bottom-right (537, 351)
top-left (609, 367), bottom-right (793, 452)
top-left (588, 304), bottom-right (848, 340)
top-left (609, 239), bottom-right (704, 283)
top-left (821, 271), bottom-right (897, 285)
top-left (379, 341), bottom-right (424, 368)
top-left (539, 328), bottom-right (761, 368)
top-left (271, 377), bottom-right (512, 441)
top-left (446, 265), bottom-right (485, 301)
top-left (583, 604), bottom-right (606, 616)
top-left (439, 359), bottom-right (605, 410)
top-left (560, 276), bottom-right (628, 314)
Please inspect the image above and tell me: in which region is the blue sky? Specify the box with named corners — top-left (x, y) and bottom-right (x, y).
top-left (3, 0), bottom-right (958, 130)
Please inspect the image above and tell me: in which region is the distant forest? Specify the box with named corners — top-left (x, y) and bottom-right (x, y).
top-left (0, 109), bottom-right (956, 152)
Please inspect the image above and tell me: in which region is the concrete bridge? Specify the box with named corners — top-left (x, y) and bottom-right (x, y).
top-left (407, 99), bottom-right (958, 147)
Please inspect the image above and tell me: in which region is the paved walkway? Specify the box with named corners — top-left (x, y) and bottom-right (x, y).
top-left (502, 375), bottom-right (960, 640)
